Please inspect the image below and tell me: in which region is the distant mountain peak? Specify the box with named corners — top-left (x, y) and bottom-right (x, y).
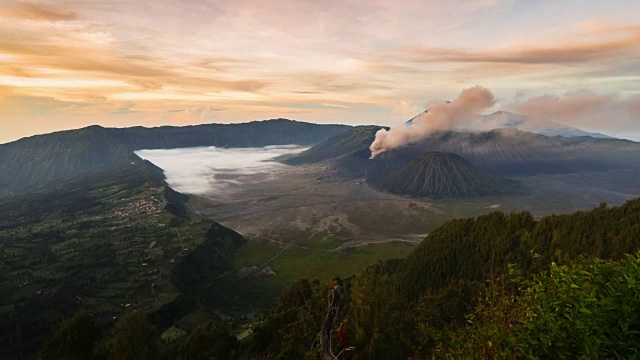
top-left (375, 152), bottom-right (515, 198)
top-left (404, 109), bottom-right (614, 139)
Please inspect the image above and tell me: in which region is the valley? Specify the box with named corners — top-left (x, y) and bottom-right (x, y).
top-left (5, 1), bottom-right (640, 357)
top-left (137, 145), bottom-right (640, 317)
top-left (175, 154), bottom-right (640, 241)
top-left (3, 118), bottom-right (640, 358)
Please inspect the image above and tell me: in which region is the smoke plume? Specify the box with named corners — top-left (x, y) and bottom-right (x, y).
top-left (369, 85), bottom-right (495, 158)
top-left (510, 90), bottom-right (640, 138)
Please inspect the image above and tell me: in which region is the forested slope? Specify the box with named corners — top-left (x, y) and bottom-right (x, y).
top-left (35, 197), bottom-right (640, 359)
top-left (252, 198), bottom-right (640, 359)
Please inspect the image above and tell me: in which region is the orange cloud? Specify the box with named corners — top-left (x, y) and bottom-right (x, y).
top-left (0, 22), bottom-right (270, 98)
top-left (0, 1), bottom-right (78, 21)
top-left (1, 1), bottom-right (639, 143)
top-left (402, 24), bottom-right (640, 65)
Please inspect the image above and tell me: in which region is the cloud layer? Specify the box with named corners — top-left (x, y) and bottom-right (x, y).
top-left (510, 91), bottom-right (640, 139)
top-left (1, 1), bottom-right (640, 142)
top-left (135, 145), bottom-right (307, 195)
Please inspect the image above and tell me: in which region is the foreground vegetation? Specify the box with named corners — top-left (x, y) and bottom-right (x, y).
top-left (7, 158), bottom-right (640, 359)
top-left (43, 198), bottom-right (640, 359)
top-left (218, 236), bottom-right (415, 315)
top-left (441, 255), bottom-right (640, 359)
top-left (252, 199), bottom-right (640, 359)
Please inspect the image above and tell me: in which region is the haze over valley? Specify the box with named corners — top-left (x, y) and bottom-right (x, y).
top-left (137, 134), bottom-right (640, 244)
top-left (135, 145), bottom-right (308, 195)
top-left (2, 1), bottom-right (640, 359)
top-left (3, 95), bottom-right (640, 360)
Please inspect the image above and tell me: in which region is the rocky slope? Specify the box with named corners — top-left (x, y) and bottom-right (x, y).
top-left (375, 152), bottom-right (514, 198)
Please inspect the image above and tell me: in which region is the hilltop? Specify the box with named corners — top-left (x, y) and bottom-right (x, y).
top-left (374, 152), bottom-right (515, 198)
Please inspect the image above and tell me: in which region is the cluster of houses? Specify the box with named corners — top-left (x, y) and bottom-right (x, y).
top-left (112, 188), bottom-right (167, 219)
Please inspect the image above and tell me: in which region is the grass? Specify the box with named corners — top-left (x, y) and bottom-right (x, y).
top-left (0, 177), bottom-right (233, 356)
top-left (234, 241), bottom-right (281, 268)
top-left (235, 235), bottom-right (415, 283)
top-left (161, 326), bottom-right (188, 343)
top-left (218, 236), bottom-right (415, 316)
top-left (269, 241), bottom-right (414, 283)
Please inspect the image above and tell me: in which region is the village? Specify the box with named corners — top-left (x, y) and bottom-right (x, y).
top-left (0, 181), bottom-right (214, 352)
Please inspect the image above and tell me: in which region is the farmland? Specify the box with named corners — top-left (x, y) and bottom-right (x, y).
top-left (0, 162), bottom-right (243, 358)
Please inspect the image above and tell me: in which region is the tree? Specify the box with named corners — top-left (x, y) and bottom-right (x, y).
top-left (109, 312), bottom-right (159, 360)
top-left (438, 254), bottom-right (640, 359)
top-left (251, 278), bottom-right (329, 359)
top-left (40, 311), bottom-right (98, 360)
top-left (183, 322), bottom-right (239, 360)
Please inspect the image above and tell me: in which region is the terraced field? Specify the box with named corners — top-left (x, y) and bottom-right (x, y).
top-left (0, 162), bottom-right (243, 358)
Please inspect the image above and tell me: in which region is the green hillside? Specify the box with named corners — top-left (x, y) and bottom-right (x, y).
top-left (0, 126), bottom-right (135, 195)
top-left (25, 180), bottom-right (640, 359)
top-left (0, 160), bottom-right (246, 359)
top-left (440, 254), bottom-right (640, 359)
top-left (251, 199), bottom-right (640, 359)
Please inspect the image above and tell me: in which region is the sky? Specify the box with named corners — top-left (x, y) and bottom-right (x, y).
top-left (0, 0), bottom-right (639, 143)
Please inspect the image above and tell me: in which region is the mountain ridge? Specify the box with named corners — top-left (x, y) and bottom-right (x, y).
top-left (285, 126), bottom-right (640, 179)
top-left (0, 119), bottom-right (353, 196)
top-left (1, 118), bottom-right (351, 147)
top-left (405, 110), bottom-right (614, 139)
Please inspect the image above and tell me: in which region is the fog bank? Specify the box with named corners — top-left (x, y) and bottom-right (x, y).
top-left (135, 145), bottom-right (307, 195)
